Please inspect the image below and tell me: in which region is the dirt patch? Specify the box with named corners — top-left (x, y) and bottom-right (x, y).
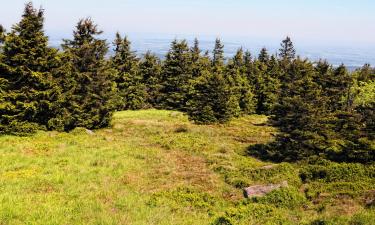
top-left (145, 149), bottom-right (236, 198)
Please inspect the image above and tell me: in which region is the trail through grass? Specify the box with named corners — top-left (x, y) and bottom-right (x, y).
top-left (0, 110), bottom-right (374, 225)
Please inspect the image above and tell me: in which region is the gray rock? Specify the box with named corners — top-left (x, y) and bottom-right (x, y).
top-left (261, 165), bottom-right (275, 169)
top-left (85, 129), bottom-right (95, 135)
top-left (170, 112), bottom-right (181, 117)
top-left (243, 181), bottom-right (288, 198)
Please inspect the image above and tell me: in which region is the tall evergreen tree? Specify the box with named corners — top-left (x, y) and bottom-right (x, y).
top-left (269, 59), bottom-right (330, 161)
top-left (335, 65), bottom-right (375, 162)
top-left (0, 25), bottom-right (5, 43)
top-left (315, 64), bottom-right (351, 112)
top-left (191, 38), bottom-right (201, 64)
top-left (279, 36), bottom-right (296, 62)
top-left (159, 39), bottom-right (193, 111)
top-left (187, 70), bottom-right (240, 124)
top-left (112, 33), bottom-right (146, 110)
top-left (0, 25), bottom-right (5, 90)
top-left (258, 47), bottom-right (270, 64)
top-left (59, 18), bottom-right (117, 131)
top-left (0, 2), bottom-right (61, 135)
top-left (226, 48), bottom-right (256, 114)
top-left (244, 50), bottom-right (253, 70)
top-left (188, 44), bottom-right (245, 123)
top-left (212, 38), bottom-right (225, 68)
top-left (356, 64), bottom-right (374, 82)
top-left (139, 51), bottom-right (162, 108)
top-left (190, 38), bottom-right (207, 79)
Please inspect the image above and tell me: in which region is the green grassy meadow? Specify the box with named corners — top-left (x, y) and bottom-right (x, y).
top-left (0, 110), bottom-right (374, 225)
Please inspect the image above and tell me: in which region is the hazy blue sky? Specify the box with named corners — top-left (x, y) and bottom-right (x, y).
top-left (1, 0), bottom-right (375, 46)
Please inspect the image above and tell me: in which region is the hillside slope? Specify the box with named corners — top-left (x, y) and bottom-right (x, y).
top-left (0, 110), bottom-right (374, 225)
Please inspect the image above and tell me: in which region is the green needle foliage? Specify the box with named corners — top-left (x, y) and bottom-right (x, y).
top-left (58, 18), bottom-right (118, 131)
top-left (112, 33), bottom-right (146, 110)
top-left (139, 51), bottom-right (162, 108)
top-left (159, 39), bottom-right (193, 111)
top-left (0, 2), bottom-right (373, 164)
top-left (0, 2), bottom-right (60, 135)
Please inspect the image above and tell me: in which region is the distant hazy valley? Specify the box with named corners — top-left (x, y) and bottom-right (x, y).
top-left (51, 36), bottom-right (375, 70)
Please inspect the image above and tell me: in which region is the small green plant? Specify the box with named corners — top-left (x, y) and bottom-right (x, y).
top-left (254, 187), bottom-right (307, 209)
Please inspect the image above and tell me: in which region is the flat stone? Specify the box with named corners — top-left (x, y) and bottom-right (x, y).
top-left (243, 181), bottom-right (288, 198)
top-left (85, 129), bottom-right (95, 135)
top-left (170, 112), bottom-right (181, 117)
top-left (261, 165), bottom-right (275, 169)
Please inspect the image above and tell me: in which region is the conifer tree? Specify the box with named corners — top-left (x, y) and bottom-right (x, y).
top-left (0, 25), bottom-right (5, 90)
top-left (187, 45), bottom-right (244, 123)
top-left (112, 33), bottom-right (146, 110)
top-left (226, 48), bottom-right (256, 114)
top-left (279, 36), bottom-right (296, 62)
top-left (212, 38), bottom-right (225, 68)
top-left (249, 49), bottom-right (282, 115)
top-left (356, 64), bottom-right (374, 82)
top-left (139, 51), bottom-right (162, 107)
top-left (159, 39), bottom-right (193, 111)
top-left (191, 38), bottom-right (201, 65)
top-left (269, 58), bottom-right (330, 161)
top-left (0, 25), bottom-right (5, 43)
top-left (258, 47), bottom-right (270, 64)
top-left (243, 50), bottom-right (255, 82)
top-left (315, 64), bottom-right (351, 112)
top-left (59, 18), bottom-right (117, 131)
top-left (0, 2), bottom-right (61, 135)
top-left (335, 65), bottom-right (375, 162)
top-left (253, 56), bottom-right (281, 115)
top-left (187, 70), bottom-right (240, 124)
top-left (244, 50), bottom-right (253, 71)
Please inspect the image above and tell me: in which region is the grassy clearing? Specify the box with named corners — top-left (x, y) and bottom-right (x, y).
top-left (0, 110), bottom-right (374, 225)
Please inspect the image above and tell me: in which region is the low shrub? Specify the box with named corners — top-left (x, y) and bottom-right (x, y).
top-left (300, 162), bottom-right (375, 183)
top-left (254, 187), bottom-right (307, 209)
top-left (148, 187), bottom-right (217, 212)
top-left (213, 202), bottom-right (293, 225)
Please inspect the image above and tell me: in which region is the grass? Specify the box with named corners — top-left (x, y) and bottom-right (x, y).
top-left (0, 110), bottom-right (374, 225)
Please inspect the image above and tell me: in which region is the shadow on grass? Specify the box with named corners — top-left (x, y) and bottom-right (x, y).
top-left (247, 143), bottom-right (283, 163)
top-left (246, 138), bottom-right (301, 163)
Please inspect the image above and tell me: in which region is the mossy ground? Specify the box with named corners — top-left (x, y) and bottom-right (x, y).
top-left (0, 110), bottom-right (374, 225)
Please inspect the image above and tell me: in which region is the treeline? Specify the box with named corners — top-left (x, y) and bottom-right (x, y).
top-left (0, 3), bottom-right (374, 162)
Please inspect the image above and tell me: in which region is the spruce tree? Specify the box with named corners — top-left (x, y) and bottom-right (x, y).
top-left (187, 45), bottom-right (243, 123)
top-left (0, 25), bottom-right (5, 43)
top-left (187, 71), bottom-right (239, 124)
top-left (59, 18), bottom-right (117, 131)
top-left (226, 48), bottom-right (256, 115)
top-left (212, 38), bottom-right (225, 68)
top-left (258, 47), bottom-right (270, 64)
top-left (191, 38), bottom-right (201, 65)
top-left (336, 66), bottom-right (375, 162)
top-left (249, 49), bottom-right (282, 115)
top-left (269, 59), bottom-right (330, 161)
top-left (244, 50), bottom-right (253, 73)
top-left (0, 2), bottom-right (61, 135)
top-left (315, 64), bottom-right (351, 112)
top-left (279, 36), bottom-right (296, 62)
top-left (0, 25), bottom-right (5, 90)
top-left (356, 64), bottom-right (374, 82)
top-left (159, 39), bottom-right (193, 111)
top-left (139, 51), bottom-right (162, 108)
top-left (112, 33), bottom-right (146, 110)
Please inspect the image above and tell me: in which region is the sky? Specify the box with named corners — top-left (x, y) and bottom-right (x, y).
top-left (1, 0), bottom-right (375, 50)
